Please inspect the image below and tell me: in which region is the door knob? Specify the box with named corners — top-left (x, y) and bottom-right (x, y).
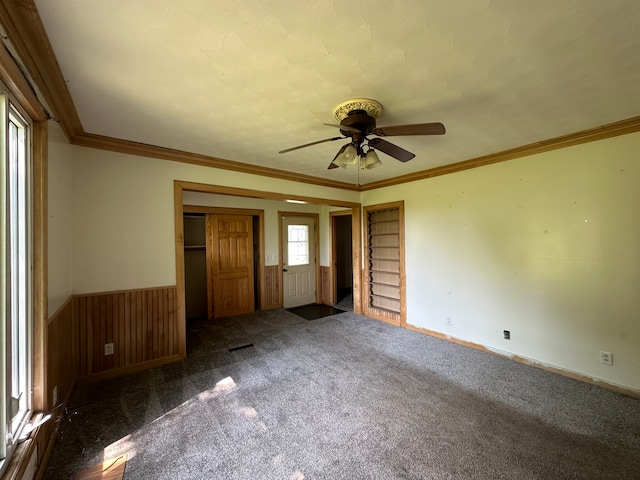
top-left (283, 268), bottom-right (288, 272)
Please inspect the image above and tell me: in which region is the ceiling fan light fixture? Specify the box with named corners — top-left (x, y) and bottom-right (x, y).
top-left (361, 149), bottom-right (382, 170)
top-left (335, 144), bottom-right (358, 166)
top-left (281, 98), bottom-right (445, 176)
top-left (330, 157), bottom-right (347, 169)
top-left (333, 98), bottom-right (383, 121)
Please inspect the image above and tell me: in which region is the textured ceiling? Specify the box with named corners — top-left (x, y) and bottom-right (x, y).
top-left (33, 0), bottom-right (640, 185)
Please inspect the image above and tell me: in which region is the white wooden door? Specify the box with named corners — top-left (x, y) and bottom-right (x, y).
top-left (282, 216), bottom-right (317, 308)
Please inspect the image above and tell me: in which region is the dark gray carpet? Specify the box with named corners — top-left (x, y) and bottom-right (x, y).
top-left (44, 310), bottom-right (640, 479)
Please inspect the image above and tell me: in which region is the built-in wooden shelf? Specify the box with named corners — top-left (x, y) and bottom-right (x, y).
top-left (184, 245), bottom-right (206, 251)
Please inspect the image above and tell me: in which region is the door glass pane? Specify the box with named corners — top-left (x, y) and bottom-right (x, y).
top-left (287, 225), bottom-right (309, 266)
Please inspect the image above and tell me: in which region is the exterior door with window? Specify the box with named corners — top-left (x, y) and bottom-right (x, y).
top-left (282, 216), bottom-right (317, 308)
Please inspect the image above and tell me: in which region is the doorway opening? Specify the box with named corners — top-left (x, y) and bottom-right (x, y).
top-left (331, 211), bottom-right (354, 310)
top-left (182, 208), bottom-right (263, 321)
top-left (174, 180), bottom-right (362, 358)
top-left (183, 213), bottom-right (207, 320)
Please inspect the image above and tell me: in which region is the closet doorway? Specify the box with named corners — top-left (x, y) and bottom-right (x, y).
top-left (331, 210), bottom-right (353, 309)
top-left (183, 207), bottom-right (263, 320)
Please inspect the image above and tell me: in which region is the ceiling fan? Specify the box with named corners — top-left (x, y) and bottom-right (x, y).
top-left (278, 98), bottom-right (446, 170)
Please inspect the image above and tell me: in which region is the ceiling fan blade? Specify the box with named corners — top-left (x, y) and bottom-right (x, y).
top-left (279, 136), bottom-right (343, 154)
top-left (368, 138), bottom-right (415, 162)
top-left (373, 122), bottom-right (445, 137)
top-left (323, 123), bottom-right (362, 134)
top-left (328, 144), bottom-right (349, 169)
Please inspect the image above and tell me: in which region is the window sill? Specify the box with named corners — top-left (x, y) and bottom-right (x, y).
top-left (1, 412), bottom-right (49, 480)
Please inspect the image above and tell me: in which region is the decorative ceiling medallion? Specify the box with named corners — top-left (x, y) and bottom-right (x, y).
top-left (333, 98), bottom-right (383, 121)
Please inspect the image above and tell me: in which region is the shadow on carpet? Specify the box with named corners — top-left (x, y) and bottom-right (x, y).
top-left (287, 303), bottom-right (345, 320)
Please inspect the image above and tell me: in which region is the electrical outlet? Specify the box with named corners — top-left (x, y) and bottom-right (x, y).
top-left (105, 343), bottom-right (114, 356)
top-left (503, 330), bottom-right (511, 340)
top-left (600, 350), bottom-right (613, 366)
top-left (446, 316), bottom-right (452, 326)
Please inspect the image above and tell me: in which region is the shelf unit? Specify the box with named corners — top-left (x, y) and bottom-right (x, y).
top-left (183, 214), bottom-right (207, 320)
top-left (366, 208), bottom-right (401, 314)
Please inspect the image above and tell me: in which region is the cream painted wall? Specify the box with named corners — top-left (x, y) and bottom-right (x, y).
top-left (50, 123), bottom-right (640, 390)
top-left (362, 132), bottom-right (640, 391)
top-left (47, 123), bottom-right (73, 315)
top-left (69, 145), bottom-right (358, 294)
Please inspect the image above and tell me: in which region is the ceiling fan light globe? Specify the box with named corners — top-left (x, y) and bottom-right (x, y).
top-left (337, 144), bottom-right (358, 166)
top-left (332, 157), bottom-right (347, 169)
top-left (362, 149), bottom-right (382, 169)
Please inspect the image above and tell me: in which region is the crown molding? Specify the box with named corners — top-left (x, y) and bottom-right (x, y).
top-left (73, 132), bottom-right (360, 191)
top-left (3, 1), bottom-right (640, 194)
top-left (361, 115), bottom-right (640, 191)
top-left (0, 37), bottom-right (46, 121)
top-left (0, 0), bottom-right (83, 139)
top-left (0, 0), bottom-right (360, 191)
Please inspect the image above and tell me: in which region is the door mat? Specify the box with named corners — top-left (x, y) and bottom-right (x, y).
top-left (287, 304), bottom-right (345, 320)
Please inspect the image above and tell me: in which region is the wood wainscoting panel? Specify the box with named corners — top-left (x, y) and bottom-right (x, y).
top-left (47, 297), bottom-right (76, 410)
top-left (75, 286), bottom-right (177, 379)
top-left (321, 266), bottom-right (331, 305)
top-left (34, 288), bottom-right (178, 478)
top-left (263, 265), bottom-right (281, 309)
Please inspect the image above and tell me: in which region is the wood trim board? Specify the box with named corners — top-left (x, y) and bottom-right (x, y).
top-left (177, 180), bottom-right (361, 207)
top-left (76, 117), bottom-right (640, 192)
top-left (359, 115), bottom-right (640, 191)
top-left (0, 0), bottom-right (82, 136)
top-left (72, 455), bottom-right (127, 480)
top-left (0, 36), bottom-right (47, 121)
top-left (32, 119), bottom-right (48, 411)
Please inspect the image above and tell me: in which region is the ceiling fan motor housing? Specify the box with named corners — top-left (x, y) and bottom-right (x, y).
top-left (340, 110), bottom-right (376, 137)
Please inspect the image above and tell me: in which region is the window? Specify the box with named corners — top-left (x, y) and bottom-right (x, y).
top-left (1, 95), bottom-right (33, 475)
top-left (287, 225), bottom-right (309, 266)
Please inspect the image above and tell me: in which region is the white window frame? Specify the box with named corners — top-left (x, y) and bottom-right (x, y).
top-left (0, 92), bottom-right (33, 477)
